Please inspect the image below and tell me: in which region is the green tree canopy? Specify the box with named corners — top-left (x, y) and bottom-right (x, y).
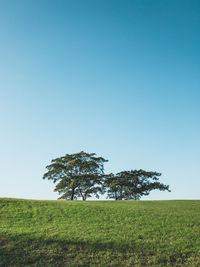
top-left (104, 170), bottom-right (170, 200)
top-left (43, 151), bottom-right (108, 200)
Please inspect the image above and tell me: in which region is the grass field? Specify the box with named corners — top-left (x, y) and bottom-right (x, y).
top-left (0, 198), bottom-right (200, 266)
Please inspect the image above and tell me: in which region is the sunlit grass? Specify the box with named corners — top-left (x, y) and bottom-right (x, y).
top-left (0, 198), bottom-right (200, 266)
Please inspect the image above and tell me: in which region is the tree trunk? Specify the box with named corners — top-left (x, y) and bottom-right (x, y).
top-left (71, 188), bottom-right (74, 200)
top-left (80, 191), bottom-right (85, 200)
top-left (120, 187), bottom-right (123, 200)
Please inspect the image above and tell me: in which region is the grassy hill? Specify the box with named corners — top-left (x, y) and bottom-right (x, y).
top-left (0, 198), bottom-right (200, 266)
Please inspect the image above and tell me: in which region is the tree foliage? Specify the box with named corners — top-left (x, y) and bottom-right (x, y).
top-left (104, 170), bottom-right (170, 200)
top-left (43, 151), bottom-right (108, 200)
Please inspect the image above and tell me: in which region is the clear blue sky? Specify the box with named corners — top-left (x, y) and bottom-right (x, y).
top-left (0, 0), bottom-right (199, 200)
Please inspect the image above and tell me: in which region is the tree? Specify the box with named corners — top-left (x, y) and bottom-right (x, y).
top-left (104, 170), bottom-right (170, 200)
top-left (43, 151), bottom-right (108, 200)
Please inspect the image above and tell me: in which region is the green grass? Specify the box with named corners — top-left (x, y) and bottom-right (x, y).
top-left (0, 199), bottom-right (200, 266)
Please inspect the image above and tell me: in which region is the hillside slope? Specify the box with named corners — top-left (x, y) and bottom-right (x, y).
top-left (0, 198), bottom-right (200, 266)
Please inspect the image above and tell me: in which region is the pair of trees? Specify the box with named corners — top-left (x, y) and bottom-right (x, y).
top-left (43, 151), bottom-right (170, 200)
